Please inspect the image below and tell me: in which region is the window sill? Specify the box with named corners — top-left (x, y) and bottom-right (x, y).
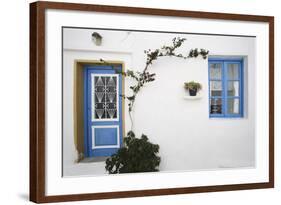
top-left (209, 116), bottom-right (244, 119)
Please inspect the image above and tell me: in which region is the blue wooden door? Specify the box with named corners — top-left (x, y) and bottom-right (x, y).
top-left (84, 65), bottom-right (123, 157)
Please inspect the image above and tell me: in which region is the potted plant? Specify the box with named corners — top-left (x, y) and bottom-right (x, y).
top-left (184, 81), bottom-right (202, 96)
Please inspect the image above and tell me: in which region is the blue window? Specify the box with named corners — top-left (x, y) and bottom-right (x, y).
top-left (208, 59), bottom-right (243, 118)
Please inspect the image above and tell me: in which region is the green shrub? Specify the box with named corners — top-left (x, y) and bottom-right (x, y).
top-left (105, 131), bottom-right (161, 174)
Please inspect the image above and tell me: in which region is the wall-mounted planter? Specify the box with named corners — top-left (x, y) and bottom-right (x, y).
top-left (183, 81), bottom-right (202, 100)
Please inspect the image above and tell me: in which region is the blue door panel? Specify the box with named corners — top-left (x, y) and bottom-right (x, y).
top-left (92, 148), bottom-right (119, 157)
top-left (83, 65), bottom-right (123, 157)
top-left (94, 127), bottom-right (118, 146)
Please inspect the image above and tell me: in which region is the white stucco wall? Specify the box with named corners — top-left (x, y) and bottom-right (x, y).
top-left (63, 28), bottom-right (256, 176)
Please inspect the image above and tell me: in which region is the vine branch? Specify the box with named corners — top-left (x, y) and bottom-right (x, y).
top-left (100, 37), bottom-right (209, 130)
top-left (121, 37), bottom-right (209, 130)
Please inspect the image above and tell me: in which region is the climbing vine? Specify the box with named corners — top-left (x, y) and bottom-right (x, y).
top-left (104, 37), bottom-right (209, 174)
top-left (120, 37), bottom-right (209, 128)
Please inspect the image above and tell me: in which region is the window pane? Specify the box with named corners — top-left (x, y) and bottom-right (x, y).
top-left (227, 98), bottom-right (240, 114)
top-left (227, 63), bottom-right (239, 80)
top-left (210, 63), bottom-right (222, 79)
top-left (210, 98), bottom-right (222, 114)
top-left (210, 81), bottom-right (222, 96)
top-left (93, 75), bottom-right (118, 120)
top-left (227, 81), bottom-right (239, 96)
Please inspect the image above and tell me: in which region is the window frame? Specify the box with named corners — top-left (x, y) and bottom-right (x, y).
top-left (208, 58), bottom-right (244, 118)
